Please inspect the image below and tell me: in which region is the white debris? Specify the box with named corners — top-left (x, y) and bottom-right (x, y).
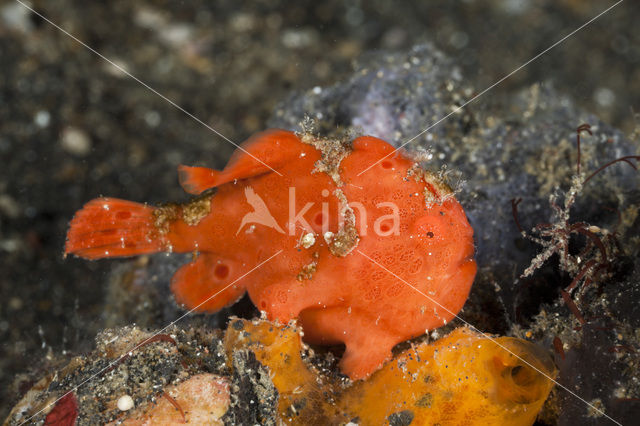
top-left (301, 232), bottom-right (316, 249)
top-left (323, 231), bottom-right (334, 244)
top-left (117, 395), bottom-right (134, 411)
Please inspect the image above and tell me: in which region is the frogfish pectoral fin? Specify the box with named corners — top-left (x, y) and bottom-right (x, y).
top-left (171, 253), bottom-right (246, 312)
top-left (299, 307), bottom-right (396, 380)
top-left (340, 336), bottom-right (394, 381)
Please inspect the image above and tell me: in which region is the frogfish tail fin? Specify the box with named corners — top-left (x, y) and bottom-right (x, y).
top-left (65, 197), bottom-right (163, 259)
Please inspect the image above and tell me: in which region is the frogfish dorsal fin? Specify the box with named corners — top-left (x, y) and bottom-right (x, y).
top-left (178, 129), bottom-right (303, 195)
top-left (177, 165), bottom-right (220, 195)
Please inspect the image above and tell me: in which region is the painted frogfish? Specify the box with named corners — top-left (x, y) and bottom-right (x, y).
top-left (65, 129), bottom-right (477, 379)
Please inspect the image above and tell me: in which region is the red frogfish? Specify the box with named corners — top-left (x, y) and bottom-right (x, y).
top-left (65, 129), bottom-right (477, 379)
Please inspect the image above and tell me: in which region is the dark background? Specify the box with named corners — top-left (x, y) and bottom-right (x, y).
top-left (1, 0), bottom-right (638, 419)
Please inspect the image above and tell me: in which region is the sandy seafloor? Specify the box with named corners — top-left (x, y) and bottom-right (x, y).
top-left (1, 0), bottom-right (639, 424)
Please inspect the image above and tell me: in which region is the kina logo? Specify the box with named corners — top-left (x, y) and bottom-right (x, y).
top-left (236, 186), bottom-right (285, 235)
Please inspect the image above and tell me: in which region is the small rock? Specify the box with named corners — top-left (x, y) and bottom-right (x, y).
top-left (0, 194), bottom-right (20, 219)
top-left (117, 395), bottom-right (134, 411)
top-left (33, 111), bottom-right (51, 128)
top-left (0, 3), bottom-right (33, 33)
top-left (60, 127), bottom-right (92, 157)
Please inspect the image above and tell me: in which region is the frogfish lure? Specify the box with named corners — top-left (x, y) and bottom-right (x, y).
top-left (65, 129), bottom-right (477, 379)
